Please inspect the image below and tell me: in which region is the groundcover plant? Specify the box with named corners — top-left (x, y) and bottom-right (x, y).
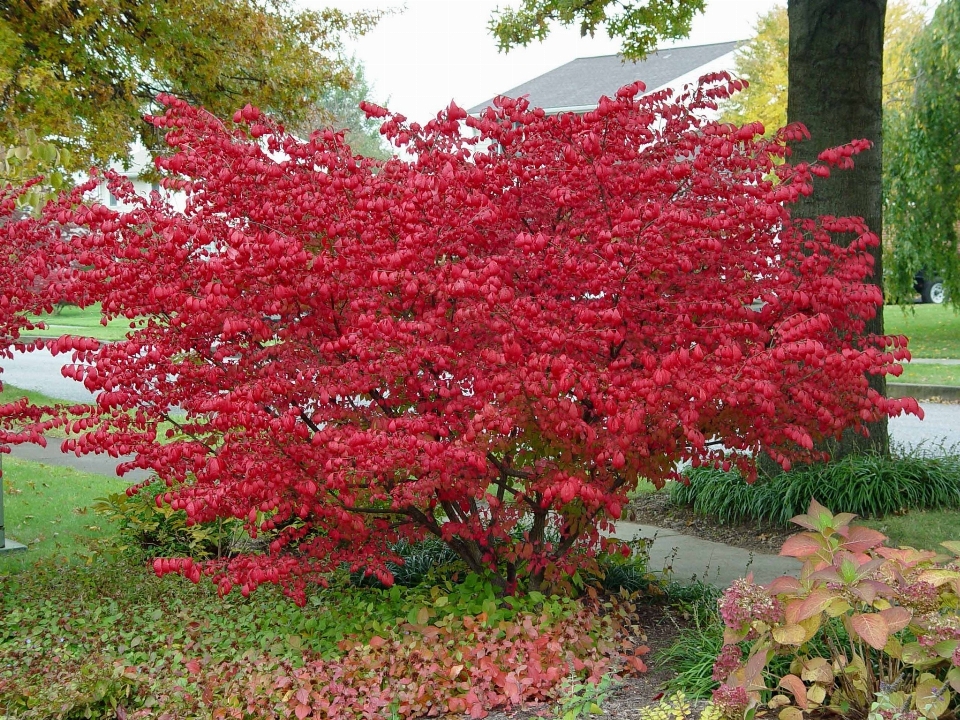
top-left (0, 73), bottom-right (918, 601)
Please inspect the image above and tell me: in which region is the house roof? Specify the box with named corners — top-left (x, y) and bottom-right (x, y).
top-left (467, 41), bottom-right (739, 115)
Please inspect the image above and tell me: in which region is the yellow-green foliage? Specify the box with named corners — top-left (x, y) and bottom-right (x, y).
top-left (638, 692), bottom-right (723, 720)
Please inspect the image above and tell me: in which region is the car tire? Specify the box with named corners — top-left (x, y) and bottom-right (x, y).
top-left (921, 278), bottom-right (946, 304)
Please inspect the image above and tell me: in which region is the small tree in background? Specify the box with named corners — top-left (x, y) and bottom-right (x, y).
top-left (885, 0), bottom-right (960, 308)
top-left (0, 0), bottom-right (382, 172)
top-left (5, 77), bottom-right (918, 601)
top-left (291, 57), bottom-right (392, 161)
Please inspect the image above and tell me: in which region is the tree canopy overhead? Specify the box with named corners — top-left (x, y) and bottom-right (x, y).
top-left (489, 0), bottom-right (706, 60)
top-left (0, 0), bottom-right (381, 171)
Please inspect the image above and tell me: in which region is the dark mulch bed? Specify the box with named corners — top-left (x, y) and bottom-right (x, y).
top-left (625, 490), bottom-right (797, 556)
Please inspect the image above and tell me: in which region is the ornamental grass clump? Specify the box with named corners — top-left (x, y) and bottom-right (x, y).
top-left (712, 498), bottom-right (960, 720)
top-left (672, 448), bottom-right (960, 526)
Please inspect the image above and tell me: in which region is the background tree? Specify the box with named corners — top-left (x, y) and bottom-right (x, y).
top-left (1, 131), bottom-right (73, 214)
top-left (491, 0), bottom-right (903, 459)
top-left (0, 0), bottom-right (381, 172)
top-left (884, 0), bottom-right (960, 308)
top-left (718, 6), bottom-right (789, 133)
top-left (720, 2), bottom-right (923, 133)
top-left (290, 58), bottom-right (391, 161)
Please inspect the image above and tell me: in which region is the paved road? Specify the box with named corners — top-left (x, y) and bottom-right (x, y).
top-left (2, 347), bottom-right (96, 403)
top-left (3, 348), bottom-right (960, 471)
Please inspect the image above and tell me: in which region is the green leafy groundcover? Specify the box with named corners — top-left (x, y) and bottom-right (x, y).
top-left (671, 448), bottom-right (960, 526)
top-left (0, 557), bottom-right (643, 719)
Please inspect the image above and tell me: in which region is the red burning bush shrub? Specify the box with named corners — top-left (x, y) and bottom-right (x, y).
top-left (1, 73), bottom-right (917, 599)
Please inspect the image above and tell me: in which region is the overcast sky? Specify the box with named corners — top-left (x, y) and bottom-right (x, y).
top-left (312, 0), bottom-right (936, 126)
top-left (312, 0), bottom-right (783, 124)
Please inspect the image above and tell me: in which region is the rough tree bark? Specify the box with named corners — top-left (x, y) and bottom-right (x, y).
top-left (787, 0), bottom-right (889, 459)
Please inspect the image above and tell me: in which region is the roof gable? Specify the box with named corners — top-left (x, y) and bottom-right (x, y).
top-left (467, 41), bottom-right (738, 115)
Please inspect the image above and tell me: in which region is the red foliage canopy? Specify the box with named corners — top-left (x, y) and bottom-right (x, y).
top-left (0, 182), bottom-right (64, 449)
top-left (2, 74), bottom-right (919, 600)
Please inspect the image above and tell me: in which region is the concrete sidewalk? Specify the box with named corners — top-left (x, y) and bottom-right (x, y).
top-left (611, 521), bottom-right (799, 587)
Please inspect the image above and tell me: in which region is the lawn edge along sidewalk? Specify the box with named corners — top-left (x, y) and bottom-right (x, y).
top-left (888, 383), bottom-right (960, 402)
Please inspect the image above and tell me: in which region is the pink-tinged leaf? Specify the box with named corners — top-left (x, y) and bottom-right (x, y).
top-left (879, 607), bottom-right (912, 634)
top-left (784, 599), bottom-right (804, 625)
top-left (851, 583), bottom-right (878, 605)
top-left (296, 688), bottom-right (310, 705)
top-left (850, 613), bottom-right (889, 650)
top-left (780, 533), bottom-right (827, 560)
top-left (809, 566), bottom-right (842, 585)
top-left (767, 576), bottom-right (803, 595)
top-left (918, 568), bottom-right (960, 587)
top-left (295, 703), bottom-right (311, 720)
top-left (803, 498), bottom-right (832, 529)
top-left (791, 589), bottom-right (837, 622)
top-left (778, 674), bottom-right (808, 709)
top-left (832, 512), bottom-right (857, 528)
top-left (875, 546), bottom-right (937, 565)
top-left (744, 648), bottom-right (772, 691)
top-left (470, 703), bottom-right (488, 719)
top-left (838, 526), bottom-right (886, 553)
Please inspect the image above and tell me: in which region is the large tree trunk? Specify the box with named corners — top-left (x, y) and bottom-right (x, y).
top-left (787, 0), bottom-right (889, 459)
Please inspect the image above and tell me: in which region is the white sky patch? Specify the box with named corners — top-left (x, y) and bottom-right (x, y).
top-left (309, 0), bottom-right (935, 126)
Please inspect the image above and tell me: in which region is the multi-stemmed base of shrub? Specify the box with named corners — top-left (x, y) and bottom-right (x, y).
top-left (671, 448), bottom-right (960, 526)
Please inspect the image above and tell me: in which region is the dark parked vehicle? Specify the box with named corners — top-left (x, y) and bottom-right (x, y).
top-left (915, 271), bottom-right (946, 304)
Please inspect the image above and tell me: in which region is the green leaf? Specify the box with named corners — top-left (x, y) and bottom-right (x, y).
top-left (914, 676), bottom-right (950, 719)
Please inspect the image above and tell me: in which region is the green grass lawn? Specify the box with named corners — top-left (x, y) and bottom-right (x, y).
top-left (0, 456), bottom-right (128, 572)
top-left (892, 362), bottom-right (960, 386)
top-left (18, 303), bottom-right (137, 342)
top-left (859, 509), bottom-right (960, 551)
top-left (886, 303), bottom-right (960, 358)
top-left (0, 382), bottom-right (77, 409)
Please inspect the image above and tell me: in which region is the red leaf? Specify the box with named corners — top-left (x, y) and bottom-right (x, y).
top-left (780, 533), bottom-right (826, 560)
top-left (779, 673), bottom-right (808, 709)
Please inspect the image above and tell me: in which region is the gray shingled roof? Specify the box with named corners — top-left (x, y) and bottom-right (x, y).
top-left (467, 41), bottom-right (738, 115)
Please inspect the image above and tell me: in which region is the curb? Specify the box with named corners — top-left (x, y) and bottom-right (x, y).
top-left (887, 383), bottom-right (960, 402)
